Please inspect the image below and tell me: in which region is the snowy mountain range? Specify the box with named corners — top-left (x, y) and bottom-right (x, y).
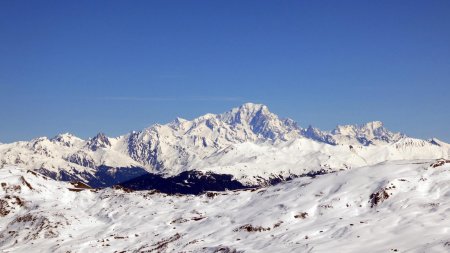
top-left (1, 103), bottom-right (450, 252)
top-left (0, 103), bottom-right (449, 187)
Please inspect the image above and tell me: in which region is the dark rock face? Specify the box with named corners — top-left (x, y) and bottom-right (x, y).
top-left (430, 159), bottom-right (450, 168)
top-left (118, 168), bottom-right (331, 195)
top-left (301, 126), bottom-right (337, 145)
top-left (126, 131), bottom-right (164, 170)
top-left (35, 166), bottom-right (248, 194)
top-left (37, 168), bottom-right (83, 183)
top-left (36, 165), bottom-right (331, 195)
top-left (36, 166), bottom-right (150, 188)
top-left (65, 151), bottom-right (96, 169)
top-left (118, 171), bottom-right (249, 195)
top-left (90, 166), bottom-right (150, 188)
top-left (369, 188), bottom-right (390, 208)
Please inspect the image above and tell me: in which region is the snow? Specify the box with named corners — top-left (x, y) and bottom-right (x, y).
top-left (0, 103), bottom-right (448, 186)
top-left (1, 160), bottom-right (450, 252)
top-left (1, 103), bottom-right (449, 252)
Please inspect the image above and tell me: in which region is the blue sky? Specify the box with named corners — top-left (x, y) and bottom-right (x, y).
top-left (1, 1), bottom-right (449, 142)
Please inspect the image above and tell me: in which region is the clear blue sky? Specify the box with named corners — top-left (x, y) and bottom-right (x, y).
top-left (1, 1), bottom-right (449, 143)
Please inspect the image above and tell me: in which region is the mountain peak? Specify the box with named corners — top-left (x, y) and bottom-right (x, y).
top-left (330, 121), bottom-right (405, 145)
top-left (225, 103), bottom-right (273, 123)
top-left (87, 133), bottom-right (111, 151)
top-left (238, 102), bottom-right (268, 111)
top-left (333, 121), bottom-right (385, 135)
top-left (51, 132), bottom-right (74, 142)
top-left (215, 102), bottom-right (300, 140)
top-left (169, 117), bottom-right (188, 126)
top-left (174, 117), bottom-right (187, 123)
top-left (51, 133), bottom-right (83, 147)
top-left (364, 121), bottom-right (384, 129)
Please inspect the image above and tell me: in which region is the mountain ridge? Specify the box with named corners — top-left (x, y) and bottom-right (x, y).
top-left (0, 103), bottom-right (448, 187)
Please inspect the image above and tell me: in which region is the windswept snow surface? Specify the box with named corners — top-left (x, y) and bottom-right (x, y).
top-left (1, 160), bottom-right (450, 252)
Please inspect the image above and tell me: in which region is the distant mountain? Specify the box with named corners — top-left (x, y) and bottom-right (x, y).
top-left (0, 103), bottom-right (448, 187)
top-left (302, 121), bottom-right (405, 146)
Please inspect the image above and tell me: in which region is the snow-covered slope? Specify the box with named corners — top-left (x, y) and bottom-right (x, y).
top-left (0, 103), bottom-right (448, 186)
top-left (2, 159), bottom-right (450, 252)
top-left (191, 137), bottom-right (449, 184)
top-left (124, 103), bottom-right (301, 174)
top-left (0, 134), bottom-right (143, 186)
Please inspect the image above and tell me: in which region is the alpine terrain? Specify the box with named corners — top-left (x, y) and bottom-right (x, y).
top-left (1, 103), bottom-right (449, 252)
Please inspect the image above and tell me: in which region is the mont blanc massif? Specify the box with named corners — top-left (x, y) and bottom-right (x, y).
top-left (1, 103), bottom-right (450, 253)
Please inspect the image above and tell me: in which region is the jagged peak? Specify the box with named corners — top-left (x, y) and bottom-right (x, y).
top-left (135, 103), bottom-right (299, 144)
top-left (235, 103), bottom-right (271, 117)
top-left (87, 132), bottom-right (111, 151)
top-left (173, 117), bottom-right (187, 124)
top-left (300, 125), bottom-right (336, 145)
top-left (168, 117), bottom-right (189, 128)
top-left (91, 132), bottom-right (109, 140)
top-left (220, 103), bottom-right (276, 125)
top-left (332, 121), bottom-right (395, 137)
top-left (332, 125), bottom-right (356, 136)
top-left (301, 121), bottom-right (405, 146)
top-left (282, 118), bottom-right (299, 128)
top-left (334, 121), bottom-right (384, 132)
top-left (144, 103), bottom-right (278, 132)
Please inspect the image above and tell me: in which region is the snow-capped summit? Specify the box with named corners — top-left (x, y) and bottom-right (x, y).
top-left (125, 103), bottom-right (301, 174)
top-left (169, 117), bottom-right (188, 126)
top-left (301, 125), bottom-right (336, 145)
top-left (221, 103), bottom-right (271, 125)
top-left (300, 121), bottom-right (404, 146)
top-left (333, 121), bottom-right (385, 138)
top-left (87, 133), bottom-right (111, 151)
top-left (218, 103), bottom-right (300, 140)
top-left (51, 133), bottom-right (83, 147)
top-left (331, 121), bottom-right (405, 145)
